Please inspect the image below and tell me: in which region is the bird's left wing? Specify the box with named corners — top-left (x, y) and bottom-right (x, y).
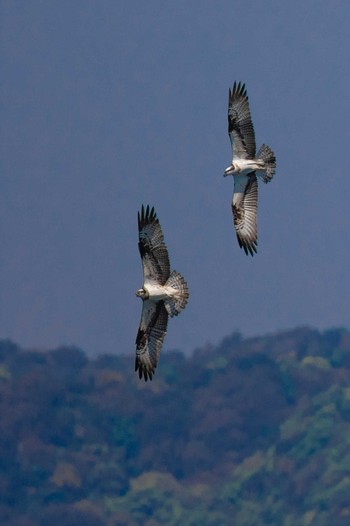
top-left (228, 82), bottom-right (256, 160)
top-left (135, 300), bottom-right (168, 381)
top-left (231, 174), bottom-right (258, 256)
top-left (138, 205), bottom-right (170, 286)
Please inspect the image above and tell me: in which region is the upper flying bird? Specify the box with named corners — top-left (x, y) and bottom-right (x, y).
top-left (224, 82), bottom-right (276, 255)
top-left (135, 205), bottom-right (189, 381)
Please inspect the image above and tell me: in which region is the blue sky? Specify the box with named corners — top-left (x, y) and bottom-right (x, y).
top-left (1, 1), bottom-right (350, 356)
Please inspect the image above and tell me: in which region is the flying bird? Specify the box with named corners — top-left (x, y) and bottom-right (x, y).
top-left (224, 82), bottom-right (276, 255)
top-left (135, 205), bottom-right (189, 381)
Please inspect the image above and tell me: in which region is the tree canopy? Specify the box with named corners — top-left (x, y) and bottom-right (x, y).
top-left (1, 327), bottom-right (350, 525)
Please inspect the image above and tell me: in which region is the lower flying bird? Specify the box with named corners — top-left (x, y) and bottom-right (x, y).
top-left (224, 82), bottom-right (276, 256)
top-left (135, 205), bottom-right (189, 381)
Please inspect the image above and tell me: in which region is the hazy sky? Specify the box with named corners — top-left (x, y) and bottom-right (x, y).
top-left (1, 1), bottom-right (350, 356)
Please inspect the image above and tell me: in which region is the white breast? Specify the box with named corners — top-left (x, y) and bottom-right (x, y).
top-left (234, 159), bottom-right (260, 173)
top-left (145, 284), bottom-right (169, 301)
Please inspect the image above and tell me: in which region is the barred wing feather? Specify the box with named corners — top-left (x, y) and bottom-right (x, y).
top-left (232, 174), bottom-right (258, 256)
top-left (135, 301), bottom-right (168, 381)
top-left (228, 82), bottom-right (256, 160)
top-left (138, 205), bottom-right (170, 286)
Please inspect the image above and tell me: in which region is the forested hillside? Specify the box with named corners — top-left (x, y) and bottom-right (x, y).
top-left (1, 327), bottom-right (350, 525)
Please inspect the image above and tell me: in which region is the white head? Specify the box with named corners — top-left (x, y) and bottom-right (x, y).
top-left (224, 162), bottom-right (238, 177)
top-left (136, 287), bottom-right (149, 300)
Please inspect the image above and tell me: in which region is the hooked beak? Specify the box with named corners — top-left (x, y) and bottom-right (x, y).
top-left (224, 165), bottom-right (234, 177)
top-left (136, 288), bottom-right (149, 300)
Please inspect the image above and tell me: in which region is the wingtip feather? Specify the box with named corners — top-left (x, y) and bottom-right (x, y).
top-left (229, 81), bottom-right (248, 103)
top-left (138, 204), bottom-right (158, 231)
top-left (237, 235), bottom-right (257, 256)
top-left (135, 356), bottom-right (154, 382)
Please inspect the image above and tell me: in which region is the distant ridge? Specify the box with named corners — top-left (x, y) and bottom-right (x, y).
top-left (0, 326), bottom-right (350, 525)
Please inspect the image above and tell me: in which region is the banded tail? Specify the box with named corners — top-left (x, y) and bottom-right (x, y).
top-left (257, 144), bottom-right (276, 183)
top-left (164, 270), bottom-right (189, 317)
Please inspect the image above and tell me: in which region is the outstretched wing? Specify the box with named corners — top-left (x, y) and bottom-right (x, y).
top-left (228, 82), bottom-right (256, 160)
top-left (231, 174), bottom-right (258, 256)
top-left (138, 205), bottom-right (170, 286)
top-left (135, 300), bottom-right (168, 381)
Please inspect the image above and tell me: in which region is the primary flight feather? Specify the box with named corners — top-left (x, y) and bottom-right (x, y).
top-left (135, 205), bottom-right (189, 381)
top-left (224, 82), bottom-right (276, 255)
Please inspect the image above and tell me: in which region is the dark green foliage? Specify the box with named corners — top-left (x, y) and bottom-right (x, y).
top-left (1, 327), bottom-right (350, 524)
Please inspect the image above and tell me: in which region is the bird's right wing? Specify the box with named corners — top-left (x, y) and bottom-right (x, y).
top-left (231, 174), bottom-right (258, 256)
top-left (135, 300), bottom-right (168, 381)
top-left (228, 82), bottom-right (256, 160)
top-left (138, 205), bottom-right (170, 286)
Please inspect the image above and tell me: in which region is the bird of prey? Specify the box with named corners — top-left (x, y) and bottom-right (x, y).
top-left (135, 205), bottom-right (189, 381)
top-left (224, 81), bottom-right (276, 256)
